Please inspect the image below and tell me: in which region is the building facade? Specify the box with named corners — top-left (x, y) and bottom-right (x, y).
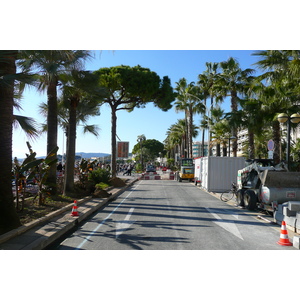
top-left (192, 141), bottom-right (208, 158)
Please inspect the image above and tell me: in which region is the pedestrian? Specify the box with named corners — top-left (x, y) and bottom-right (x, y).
top-left (56, 162), bottom-right (63, 177)
top-left (57, 162), bottom-right (63, 171)
top-left (123, 164), bottom-right (133, 176)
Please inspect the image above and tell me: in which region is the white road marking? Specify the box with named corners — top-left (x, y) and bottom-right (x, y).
top-left (115, 208), bottom-right (135, 238)
top-left (75, 181), bottom-right (141, 250)
top-left (205, 207), bottom-right (244, 240)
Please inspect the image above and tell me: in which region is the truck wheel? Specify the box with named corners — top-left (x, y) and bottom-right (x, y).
top-left (179, 177), bottom-right (182, 182)
top-left (243, 190), bottom-right (257, 211)
top-left (235, 189), bottom-right (245, 206)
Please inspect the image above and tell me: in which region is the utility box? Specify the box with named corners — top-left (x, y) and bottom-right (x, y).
top-left (200, 157), bottom-right (245, 192)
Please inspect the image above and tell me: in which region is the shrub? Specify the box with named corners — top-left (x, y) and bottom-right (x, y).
top-left (95, 182), bottom-right (110, 190)
top-left (88, 168), bottom-right (111, 185)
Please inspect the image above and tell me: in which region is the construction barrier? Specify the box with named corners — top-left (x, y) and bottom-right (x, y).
top-left (139, 170), bottom-right (176, 180)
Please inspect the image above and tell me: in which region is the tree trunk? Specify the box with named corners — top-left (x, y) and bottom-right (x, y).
top-left (209, 96), bottom-right (214, 157)
top-left (216, 144), bottom-right (221, 156)
top-left (188, 106), bottom-right (193, 158)
top-left (46, 80), bottom-right (58, 195)
top-left (0, 50), bottom-right (21, 234)
top-left (111, 106), bottom-right (117, 177)
top-left (63, 98), bottom-right (77, 195)
top-left (222, 143), bottom-right (227, 156)
top-left (201, 129), bottom-right (205, 156)
top-left (184, 111), bottom-right (189, 158)
top-left (248, 130), bottom-right (255, 159)
top-left (231, 91), bottom-right (238, 157)
top-left (272, 120), bottom-right (281, 164)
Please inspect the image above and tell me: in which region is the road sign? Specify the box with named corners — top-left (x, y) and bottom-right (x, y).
top-left (267, 140), bottom-right (274, 151)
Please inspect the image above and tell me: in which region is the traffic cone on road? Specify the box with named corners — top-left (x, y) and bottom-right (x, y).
top-left (277, 220), bottom-right (293, 246)
top-left (71, 200), bottom-right (79, 217)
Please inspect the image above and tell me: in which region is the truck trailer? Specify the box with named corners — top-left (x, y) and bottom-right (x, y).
top-left (236, 159), bottom-right (300, 212)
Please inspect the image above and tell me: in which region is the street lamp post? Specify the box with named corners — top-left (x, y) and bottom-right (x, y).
top-left (278, 113), bottom-right (300, 170)
top-left (137, 135), bottom-right (146, 171)
top-left (228, 136), bottom-right (236, 157)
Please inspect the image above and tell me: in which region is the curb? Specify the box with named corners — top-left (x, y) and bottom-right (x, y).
top-left (0, 195), bottom-right (92, 245)
top-left (0, 178), bottom-right (138, 249)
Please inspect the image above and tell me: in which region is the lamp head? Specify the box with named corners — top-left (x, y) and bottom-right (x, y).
top-left (277, 113), bottom-right (288, 123)
top-left (290, 113), bottom-right (300, 124)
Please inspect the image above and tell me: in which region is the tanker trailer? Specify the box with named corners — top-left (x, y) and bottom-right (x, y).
top-left (236, 159), bottom-right (300, 212)
top-left (258, 170), bottom-right (300, 212)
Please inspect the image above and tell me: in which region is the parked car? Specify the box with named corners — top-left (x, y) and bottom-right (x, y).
top-left (146, 165), bottom-right (156, 172)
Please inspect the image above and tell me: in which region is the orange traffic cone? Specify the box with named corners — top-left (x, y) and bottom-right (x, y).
top-left (71, 200), bottom-right (79, 217)
top-left (277, 220), bottom-right (292, 246)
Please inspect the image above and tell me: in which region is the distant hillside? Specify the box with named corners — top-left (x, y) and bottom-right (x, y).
top-left (32, 152), bottom-right (110, 160)
top-left (75, 152), bottom-right (110, 158)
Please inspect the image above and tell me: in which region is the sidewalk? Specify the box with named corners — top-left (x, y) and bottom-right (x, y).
top-left (0, 177), bottom-right (138, 250)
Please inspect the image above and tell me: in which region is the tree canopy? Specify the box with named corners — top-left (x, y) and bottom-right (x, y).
top-left (132, 138), bottom-right (165, 158)
top-left (94, 65), bottom-right (175, 176)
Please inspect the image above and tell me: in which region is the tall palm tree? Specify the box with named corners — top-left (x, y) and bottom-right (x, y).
top-left (18, 50), bottom-right (91, 194)
top-left (39, 71), bottom-right (104, 195)
top-left (165, 119), bottom-right (198, 161)
top-left (60, 70), bottom-right (104, 195)
top-left (238, 98), bottom-right (263, 158)
top-left (210, 118), bottom-right (231, 156)
top-left (0, 50), bottom-right (22, 234)
top-left (209, 106), bottom-right (225, 156)
top-left (216, 57), bottom-right (255, 157)
top-left (198, 62), bottom-right (222, 156)
top-left (164, 124), bottom-right (182, 160)
top-left (174, 78), bottom-right (205, 158)
top-left (170, 119), bottom-right (188, 158)
top-left (198, 118), bottom-right (209, 156)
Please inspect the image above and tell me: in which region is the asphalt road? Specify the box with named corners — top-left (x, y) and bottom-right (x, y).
top-left (55, 180), bottom-right (296, 250)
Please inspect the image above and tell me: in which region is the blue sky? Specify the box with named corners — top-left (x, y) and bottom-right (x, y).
top-left (13, 50), bottom-right (262, 158)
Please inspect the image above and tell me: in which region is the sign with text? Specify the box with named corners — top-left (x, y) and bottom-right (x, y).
top-left (117, 141), bottom-right (129, 158)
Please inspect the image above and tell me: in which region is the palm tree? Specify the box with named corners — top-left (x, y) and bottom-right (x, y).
top-left (60, 70), bottom-right (104, 195)
top-left (198, 118), bottom-right (209, 156)
top-left (215, 57), bottom-right (255, 157)
top-left (39, 71), bottom-right (104, 195)
top-left (239, 98), bottom-right (263, 158)
top-left (0, 50), bottom-right (22, 234)
top-left (165, 119), bottom-right (198, 162)
top-left (174, 78), bottom-right (205, 158)
top-left (253, 50), bottom-right (300, 164)
top-left (198, 62), bottom-right (223, 156)
top-left (18, 50), bottom-right (92, 195)
top-left (164, 124), bottom-right (182, 160)
top-left (210, 118), bottom-right (231, 156)
top-left (209, 106), bottom-right (226, 156)
top-left (170, 119), bottom-right (188, 158)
